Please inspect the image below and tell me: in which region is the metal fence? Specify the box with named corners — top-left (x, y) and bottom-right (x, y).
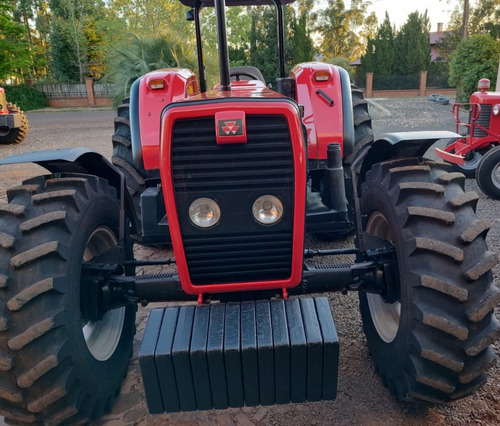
top-left (372, 73), bottom-right (420, 90)
top-left (94, 83), bottom-right (114, 98)
top-left (36, 82), bottom-right (114, 99)
top-left (36, 83), bottom-right (87, 99)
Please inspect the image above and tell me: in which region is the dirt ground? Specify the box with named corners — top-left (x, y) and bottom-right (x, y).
top-left (0, 98), bottom-right (499, 425)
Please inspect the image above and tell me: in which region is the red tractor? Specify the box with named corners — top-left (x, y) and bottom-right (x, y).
top-left (0, 0), bottom-right (498, 423)
top-left (435, 78), bottom-right (500, 199)
top-left (0, 87), bottom-right (29, 144)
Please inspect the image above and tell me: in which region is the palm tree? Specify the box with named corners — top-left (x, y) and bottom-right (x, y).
top-left (106, 33), bottom-right (198, 105)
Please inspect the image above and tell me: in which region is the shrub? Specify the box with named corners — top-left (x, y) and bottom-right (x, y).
top-left (4, 84), bottom-right (47, 110)
top-left (449, 34), bottom-right (500, 103)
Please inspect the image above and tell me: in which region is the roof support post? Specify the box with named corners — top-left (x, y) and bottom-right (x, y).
top-left (214, 0), bottom-right (231, 91)
top-left (273, 0), bottom-right (286, 79)
top-left (194, 3), bottom-right (207, 93)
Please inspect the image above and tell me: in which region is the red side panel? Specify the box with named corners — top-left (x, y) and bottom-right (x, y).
top-left (290, 63), bottom-right (344, 160)
top-left (160, 100), bottom-right (306, 295)
top-left (139, 69), bottom-right (198, 170)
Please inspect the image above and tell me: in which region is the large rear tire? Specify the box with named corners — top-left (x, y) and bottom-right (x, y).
top-left (0, 103), bottom-right (29, 144)
top-left (0, 174), bottom-right (135, 424)
top-left (111, 100), bottom-right (161, 243)
top-left (476, 145), bottom-right (500, 200)
top-left (344, 86), bottom-right (374, 165)
top-left (359, 158), bottom-right (499, 403)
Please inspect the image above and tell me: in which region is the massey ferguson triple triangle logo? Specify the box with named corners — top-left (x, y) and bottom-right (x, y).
top-left (220, 120), bottom-right (243, 136)
top-left (215, 111), bottom-right (247, 144)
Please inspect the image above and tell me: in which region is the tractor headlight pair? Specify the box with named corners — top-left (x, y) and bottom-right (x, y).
top-left (189, 195), bottom-right (283, 228)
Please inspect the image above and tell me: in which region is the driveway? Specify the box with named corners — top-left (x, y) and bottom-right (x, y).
top-left (0, 99), bottom-right (499, 426)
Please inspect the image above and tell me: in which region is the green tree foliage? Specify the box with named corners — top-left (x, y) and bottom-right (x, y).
top-left (247, 3), bottom-right (314, 83)
top-left (316, 0), bottom-right (371, 62)
top-left (446, 0), bottom-right (500, 40)
top-left (290, 11), bottom-right (314, 65)
top-left (449, 33), bottom-right (500, 102)
top-left (394, 11), bottom-right (431, 75)
top-left (0, 1), bottom-right (32, 81)
top-left (360, 11), bottom-right (433, 88)
top-left (48, 0), bottom-right (119, 82)
top-left (369, 13), bottom-right (395, 76)
top-left (248, 6), bottom-right (279, 83)
top-left (5, 84), bottom-right (46, 110)
top-left (468, 0), bottom-right (500, 39)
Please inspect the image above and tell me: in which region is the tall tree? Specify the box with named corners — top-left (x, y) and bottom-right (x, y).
top-left (394, 11), bottom-right (431, 75)
top-left (248, 6), bottom-right (279, 82)
top-left (316, 0), bottom-right (370, 62)
top-left (49, 0), bottom-right (113, 82)
top-left (290, 10), bottom-right (314, 65)
top-left (449, 33), bottom-right (500, 101)
top-left (360, 13), bottom-right (394, 76)
top-left (0, 0), bottom-right (32, 80)
top-left (373, 12), bottom-right (395, 76)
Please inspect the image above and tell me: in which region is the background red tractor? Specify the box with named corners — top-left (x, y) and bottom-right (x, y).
top-left (0, 0), bottom-right (498, 424)
top-left (0, 87), bottom-right (29, 144)
top-left (435, 78), bottom-right (500, 199)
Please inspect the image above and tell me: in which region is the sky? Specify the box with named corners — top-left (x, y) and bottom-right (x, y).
top-left (366, 0), bottom-right (455, 31)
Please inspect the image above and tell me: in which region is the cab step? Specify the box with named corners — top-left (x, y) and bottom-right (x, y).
top-left (139, 297), bottom-right (339, 413)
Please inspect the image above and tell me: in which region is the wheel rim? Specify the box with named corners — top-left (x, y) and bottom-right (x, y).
top-left (446, 140), bottom-right (482, 172)
top-left (82, 226), bottom-right (125, 361)
top-left (460, 151), bottom-right (482, 171)
top-left (365, 212), bottom-right (401, 343)
top-left (491, 162), bottom-right (500, 190)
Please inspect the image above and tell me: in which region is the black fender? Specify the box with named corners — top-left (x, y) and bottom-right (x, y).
top-left (338, 66), bottom-right (355, 158)
top-left (0, 148), bottom-right (123, 189)
top-left (0, 148), bottom-right (139, 233)
top-left (352, 131), bottom-right (462, 187)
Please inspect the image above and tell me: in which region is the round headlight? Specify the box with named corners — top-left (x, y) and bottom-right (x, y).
top-left (189, 198), bottom-right (221, 228)
top-left (493, 104), bottom-right (499, 116)
top-left (252, 195), bottom-right (283, 225)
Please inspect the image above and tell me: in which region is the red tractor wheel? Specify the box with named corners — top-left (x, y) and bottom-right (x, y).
top-left (476, 145), bottom-right (500, 199)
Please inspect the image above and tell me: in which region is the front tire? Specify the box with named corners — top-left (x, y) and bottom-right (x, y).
top-left (359, 158), bottom-right (499, 403)
top-left (445, 139), bottom-right (482, 178)
top-left (345, 86), bottom-right (374, 164)
top-left (476, 145), bottom-right (500, 200)
top-left (0, 174), bottom-right (135, 424)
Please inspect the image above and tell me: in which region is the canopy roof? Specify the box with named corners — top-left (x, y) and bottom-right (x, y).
top-left (179, 0), bottom-right (294, 7)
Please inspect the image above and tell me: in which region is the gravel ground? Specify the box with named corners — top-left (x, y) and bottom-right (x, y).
top-left (0, 97), bottom-right (499, 426)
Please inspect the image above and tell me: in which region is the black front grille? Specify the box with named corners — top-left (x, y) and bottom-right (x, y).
top-left (172, 115), bottom-right (294, 192)
top-left (170, 113), bottom-right (295, 285)
top-left (472, 104), bottom-right (491, 137)
top-left (183, 231), bottom-right (293, 285)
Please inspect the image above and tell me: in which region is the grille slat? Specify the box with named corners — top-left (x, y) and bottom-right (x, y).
top-left (472, 105), bottom-right (491, 138)
top-left (172, 116), bottom-right (294, 192)
top-left (171, 114), bottom-right (295, 285)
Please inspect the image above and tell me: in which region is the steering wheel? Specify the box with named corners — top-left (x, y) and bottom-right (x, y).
top-left (229, 70), bottom-right (263, 81)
